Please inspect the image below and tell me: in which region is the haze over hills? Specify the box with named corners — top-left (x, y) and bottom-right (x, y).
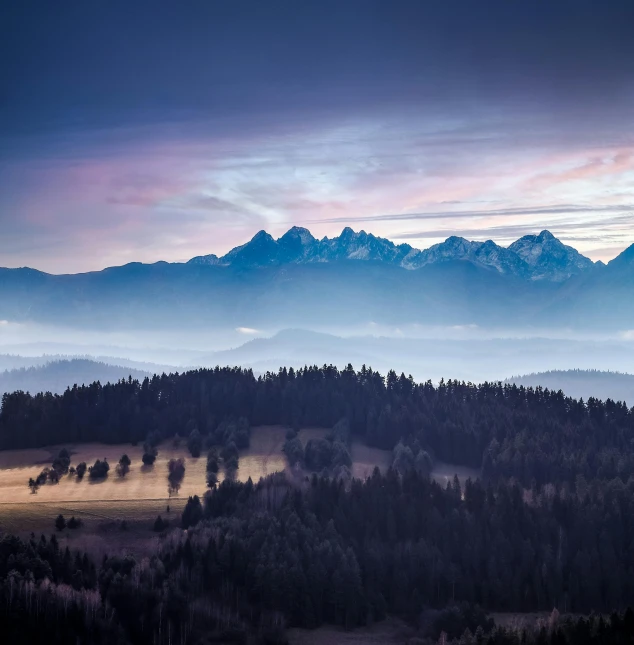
top-left (194, 329), bottom-right (634, 384)
top-left (0, 227), bottom-right (632, 332)
top-left (2, 331), bottom-right (634, 398)
top-left (0, 359), bottom-right (152, 397)
top-left (506, 369), bottom-right (634, 406)
top-left (0, 352), bottom-right (175, 374)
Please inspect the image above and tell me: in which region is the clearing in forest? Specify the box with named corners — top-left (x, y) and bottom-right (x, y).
top-left (0, 425), bottom-right (476, 536)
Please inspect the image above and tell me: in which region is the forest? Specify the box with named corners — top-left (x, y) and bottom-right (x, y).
top-left (3, 365), bottom-right (634, 642)
top-left (1, 365), bottom-right (634, 487)
top-left (3, 470), bottom-right (634, 643)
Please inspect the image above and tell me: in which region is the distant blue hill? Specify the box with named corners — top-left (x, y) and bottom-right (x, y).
top-left (506, 369), bottom-right (634, 405)
top-left (0, 359), bottom-right (152, 396)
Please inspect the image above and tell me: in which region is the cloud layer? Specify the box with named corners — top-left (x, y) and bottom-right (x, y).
top-left (1, 1), bottom-right (634, 271)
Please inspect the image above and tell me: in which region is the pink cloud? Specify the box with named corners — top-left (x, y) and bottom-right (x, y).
top-left (2, 112), bottom-right (634, 272)
top-left (525, 149), bottom-right (634, 192)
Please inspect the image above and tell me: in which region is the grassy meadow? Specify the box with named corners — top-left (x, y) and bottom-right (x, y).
top-left (0, 426), bottom-right (390, 539)
top-left (0, 425), bottom-right (476, 544)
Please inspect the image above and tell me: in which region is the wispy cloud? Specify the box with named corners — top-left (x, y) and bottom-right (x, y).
top-left (236, 327), bottom-right (260, 335)
top-left (2, 106), bottom-right (634, 270)
top-left (391, 213), bottom-right (634, 243)
top-left (309, 204), bottom-right (634, 225)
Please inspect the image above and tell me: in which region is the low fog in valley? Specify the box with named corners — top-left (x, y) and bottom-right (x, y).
top-left (2, 320), bottom-right (634, 404)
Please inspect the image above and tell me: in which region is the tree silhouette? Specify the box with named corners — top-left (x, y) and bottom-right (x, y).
top-left (116, 454), bottom-right (131, 477)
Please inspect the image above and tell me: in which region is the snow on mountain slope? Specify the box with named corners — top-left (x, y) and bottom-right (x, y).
top-left (187, 226), bottom-right (595, 281)
top-left (508, 230), bottom-right (594, 281)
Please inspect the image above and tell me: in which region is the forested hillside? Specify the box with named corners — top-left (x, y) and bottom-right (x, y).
top-left (3, 365), bottom-right (634, 642)
top-left (4, 471), bottom-right (634, 643)
top-left (2, 365), bottom-right (633, 487)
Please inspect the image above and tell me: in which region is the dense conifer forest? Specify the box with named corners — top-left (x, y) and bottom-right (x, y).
top-left (2, 365), bottom-right (634, 642)
top-left (2, 365), bottom-right (633, 486)
top-left (4, 471), bottom-right (634, 643)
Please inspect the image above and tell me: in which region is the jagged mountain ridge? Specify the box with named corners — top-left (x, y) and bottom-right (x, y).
top-left (0, 231), bottom-right (632, 332)
top-left (508, 230), bottom-right (594, 281)
top-left (189, 226), bottom-right (594, 281)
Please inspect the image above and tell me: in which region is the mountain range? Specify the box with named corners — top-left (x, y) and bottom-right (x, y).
top-left (189, 227), bottom-right (596, 282)
top-left (0, 227), bottom-right (632, 332)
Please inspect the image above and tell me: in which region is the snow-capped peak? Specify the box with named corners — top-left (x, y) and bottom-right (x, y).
top-left (187, 226), bottom-right (595, 280)
top-left (508, 229), bottom-right (593, 281)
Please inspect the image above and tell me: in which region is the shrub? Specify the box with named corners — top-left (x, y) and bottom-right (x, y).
top-left (88, 459), bottom-right (110, 479)
top-left (220, 440), bottom-right (238, 463)
top-left (167, 457), bottom-right (186, 495)
top-left (52, 448), bottom-right (71, 474)
top-left (116, 454), bottom-right (131, 477)
top-left (153, 515), bottom-right (169, 532)
top-left (181, 495), bottom-right (203, 529)
top-left (206, 470), bottom-right (218, 489)
top-left (36, 469), bottom-right (49, 486)
top-left (187, 428), bottom-right (203, 457)
top-left (206, 449), bottom-right (219, 473)
top-left (142, 442), bottom-right (158, 466)
top-left (283, 436), bottom-right (304, 467)
top-left (67, 516), bottom-right (83, 529)
top-left (142, 451), bottom-right (157, 465)
top-left (225, 455), bottom-right (239, 480)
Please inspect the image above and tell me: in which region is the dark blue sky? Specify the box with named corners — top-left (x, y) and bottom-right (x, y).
top-left (2, 0), bottom-right (634, 271)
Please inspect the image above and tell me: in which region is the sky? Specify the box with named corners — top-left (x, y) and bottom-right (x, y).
top-left (1, 0), bottom-right (634, 273)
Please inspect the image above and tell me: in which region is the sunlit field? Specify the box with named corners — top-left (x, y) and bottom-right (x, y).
top-left (0, 426), bottom-right (293, 537)
top-left (0, 426), bottom-right (315, 505)
top-left (0, 425), bottom-right (474, 540)
top-left (0, 426), bottom-right (390, 537)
